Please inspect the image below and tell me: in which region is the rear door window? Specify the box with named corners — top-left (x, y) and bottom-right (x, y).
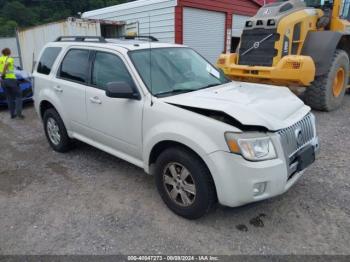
top-left (59, 49), bottom-right (90, 84)
top-left (37, 47), bottom-right (62, 75)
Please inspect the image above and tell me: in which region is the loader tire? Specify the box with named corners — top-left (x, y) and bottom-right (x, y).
top-left (303, 50), bottom-right (349, 112)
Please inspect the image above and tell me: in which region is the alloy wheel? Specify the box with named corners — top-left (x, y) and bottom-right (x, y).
top-left (47, 117), bottom-right (61, 146)
top-left (162, 162), bottom-right (196, 207)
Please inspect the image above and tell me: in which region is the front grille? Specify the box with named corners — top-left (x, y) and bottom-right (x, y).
top-left (278, 113), bottom-right (315, 158)
top-left (238, 28), bottom-right (278, 67)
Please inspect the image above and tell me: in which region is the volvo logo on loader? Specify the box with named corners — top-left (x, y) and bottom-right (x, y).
top-left (263, 9), bottom-right (272, 15)
top-left (241, 34), bottom-right (273, 56)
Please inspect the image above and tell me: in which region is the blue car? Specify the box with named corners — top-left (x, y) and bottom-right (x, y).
top-left (0, 67), bottom-right (33, 106)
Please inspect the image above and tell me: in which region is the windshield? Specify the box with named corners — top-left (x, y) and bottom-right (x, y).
top-left (303, 0), bottom-right (325, 7)
top-left (278, 0), bottom-right (327, 7)
top-left (129, 48), bottom-right (230, 97)
top-left (278, 0), bottom-right (350, 18)
top-left (341, 0), bottom-right (350, 18)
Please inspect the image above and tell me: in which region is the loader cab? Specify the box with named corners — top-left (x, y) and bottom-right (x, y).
top-left (276, 0), bottom-right (336, 9)
top-left (302, 0), bottom-right (350, 18)
top-left (303, 0), bottom-right (330, 8)
top-left (277, 0), bottom-right (327, 6)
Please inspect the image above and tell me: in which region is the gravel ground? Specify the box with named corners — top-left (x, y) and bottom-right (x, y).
top-left (0, 100), bottom-right (349, 255)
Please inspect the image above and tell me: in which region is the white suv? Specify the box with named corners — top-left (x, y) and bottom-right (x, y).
top-left (33, 36), bottom-right (319, 219)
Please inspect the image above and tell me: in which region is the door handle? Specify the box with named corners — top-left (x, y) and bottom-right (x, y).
top-left (53, 86), bottom-right (63, 93)
top-left (90, 96), bottom-right (102, 104)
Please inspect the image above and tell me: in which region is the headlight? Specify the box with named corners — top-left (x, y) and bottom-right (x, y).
top-left (225, 133), bottom-right (277, 161)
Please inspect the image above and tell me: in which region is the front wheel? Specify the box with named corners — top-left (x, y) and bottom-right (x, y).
top-left (154, 147), bottom-right (216, 220)
top-left (304, 49), bottom-right (349, 111)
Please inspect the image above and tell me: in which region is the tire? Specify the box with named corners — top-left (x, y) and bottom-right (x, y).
top-left (43, 108), bottom-right (72, 153)
top-left (154, 147), bottom-right (216, 219)
top-left (303, 50), bottom-right (349, 112)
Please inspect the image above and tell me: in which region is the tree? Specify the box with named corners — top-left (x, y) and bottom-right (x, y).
top-left (0, 0), bottom-right (134, 37)
top-left (1, 1), bottom-right (36, 27)
top-left (0, 18), bottom-right (18, 37)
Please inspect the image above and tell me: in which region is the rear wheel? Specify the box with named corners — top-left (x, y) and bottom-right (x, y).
top-left (154, 147), bottom-right (216, 219)
top-left (304, 49), bottom-right (349, 111)
top-left (43, 108), bottom-right (72, 153)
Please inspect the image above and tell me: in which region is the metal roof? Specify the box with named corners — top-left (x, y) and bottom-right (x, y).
top-left (82, 0), bottom-right (177, 18)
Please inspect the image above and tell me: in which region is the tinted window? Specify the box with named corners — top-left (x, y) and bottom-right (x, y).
top-left (59, 49), bottom-right (90, 83)
top-left (92, 52), bottom-right (134, 90)
top-left (129, 48), bottom-right (229, 97)
top-left (37, 47), bottom-right (62, 75)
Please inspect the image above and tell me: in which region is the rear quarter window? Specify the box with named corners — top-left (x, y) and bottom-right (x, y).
top-left (37, 47), bottom-right (62, 75)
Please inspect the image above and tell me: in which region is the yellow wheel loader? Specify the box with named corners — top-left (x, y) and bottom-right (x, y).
top-left (217, 0), bottom-right (350, 111)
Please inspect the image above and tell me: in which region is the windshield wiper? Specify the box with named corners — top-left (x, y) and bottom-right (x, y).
top-left (200, 83), bottom-right (221, 89)
top-left (155, 84), bottom-right (222, 97)
top-left (155, 89), bottom-right (198, 97)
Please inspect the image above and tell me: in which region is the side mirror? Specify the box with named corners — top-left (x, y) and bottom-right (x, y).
top-left (106, 81), bottom-right (140, 100)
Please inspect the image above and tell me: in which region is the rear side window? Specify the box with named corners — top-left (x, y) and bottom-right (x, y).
top-left (59, 49), bottom-right (90, 83)
top-left (37, 47), bottom-right (62, 75)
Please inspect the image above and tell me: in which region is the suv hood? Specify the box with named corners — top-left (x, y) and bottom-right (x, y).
top-left (161, 82), bottom-right (311, 131)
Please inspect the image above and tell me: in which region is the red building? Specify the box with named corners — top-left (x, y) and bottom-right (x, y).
top-left (84, 0), bottom-right (266, 63)
top-left (174, 0), bottom-right (266, 61)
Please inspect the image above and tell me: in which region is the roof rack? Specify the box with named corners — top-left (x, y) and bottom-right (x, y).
top-left (55, 36), bottom-right (107, 43)
top-left (122, 35), bottom-right (159, 42)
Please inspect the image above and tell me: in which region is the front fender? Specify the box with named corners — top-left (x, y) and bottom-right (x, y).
top-left (143, 121), bottom-right (226, 173)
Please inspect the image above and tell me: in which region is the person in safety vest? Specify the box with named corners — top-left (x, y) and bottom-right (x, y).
top-left (0, 48), bottom-right (24, 119)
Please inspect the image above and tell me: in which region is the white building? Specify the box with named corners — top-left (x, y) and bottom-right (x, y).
top-left (83, 0), bottom-right (262, 63)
